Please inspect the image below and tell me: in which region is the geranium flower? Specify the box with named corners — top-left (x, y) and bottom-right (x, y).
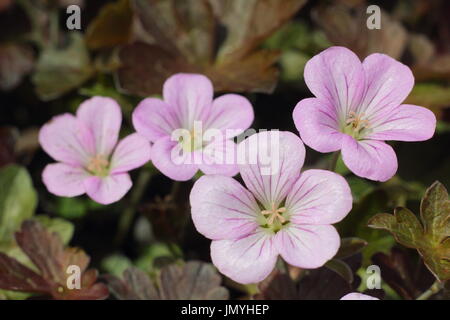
top-left (293, 46), bottom-right (436, 181)
top-left (190, 131), bottom-right (352, 284)
top-left (341, 292), bottom-right (379, 300)
top-left (132, 73), bottom-right (254, 181)
top-left (39, 97), bottom-right (152, 205)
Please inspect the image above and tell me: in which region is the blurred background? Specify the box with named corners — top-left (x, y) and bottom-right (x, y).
top-left (0, 0), bottom-right (449, 300)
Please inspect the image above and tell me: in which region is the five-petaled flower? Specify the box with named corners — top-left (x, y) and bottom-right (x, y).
top-left (293, 46), bottom-right (436, 182)
top-left (190, 131), bottom-right (352, 284)
top-left (132, 73), bottom-right (254, 181)
top-left (39, 97), bottom-right (152, 205)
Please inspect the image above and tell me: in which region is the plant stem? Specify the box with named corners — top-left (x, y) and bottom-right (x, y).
top-left (114, 169), bottom-right (152, 245)
top-left (416, 281), bottom-right (442, 300)
top-left (328, 151), bottom-right (340, 172)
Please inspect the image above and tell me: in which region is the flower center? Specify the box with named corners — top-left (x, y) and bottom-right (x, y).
top-left (260, 202), bottom-right (289, 232)
top-left (343, 111), bottom-right (371, 139)
top-left (87, 154), bottom-right (110, 177)
top-left (179, 129), bottom-right (203, 152)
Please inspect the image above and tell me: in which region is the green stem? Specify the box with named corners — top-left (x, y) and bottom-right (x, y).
top-left (328, 151), bottom-right (340, 172)
top-left (416, 281), bottom-right (442, 300)
top-left (114, 169), bottom-right (152, 245)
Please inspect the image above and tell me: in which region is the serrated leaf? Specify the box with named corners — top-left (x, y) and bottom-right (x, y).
top-left (211, 0), bottom-right (307, 61)
top-left (368, 208), bottom-right (424, 249)
top-left (117, 0), bottom-right (305, 95)
top-left (0, 252), bottom-right (51, 294)
top-left (104, 267), bottom-right (159, 300)
top-left (420, 181), bottom-right (450, 240)
top-left (368, 181), bottom-right (450, 282)
top-left (0, 165), bottom-right (37, 243)
top-left (0, 221), bottom-right (108, 300)
top-left (106, 261), bottom-right (229, 300)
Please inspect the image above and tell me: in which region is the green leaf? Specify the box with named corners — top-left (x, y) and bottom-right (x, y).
top-left (420, 181), bottom-right (450, 241)
top-left (368, 181), bottom-right (450, 282)
top-left (325, 259), bottom-right (354, 284)
top-left (0, 220), bottom-right (109, 300)
top-left (0, 165), bottom-right (37, 243)
top-left (33, 216), bottom-right (74, 245)
top-left (106, 261), bottom-right (229, 300)
top-left (32, 32), bottom-right (94, 101)
top-left (55, 197), bottom-right (87, 219)
top-left (135, 242), bottom-right (182, 275)
top-left (368, 208), bottom-right (424, 249)
top-left (101, 254), bottom-right (133, 277)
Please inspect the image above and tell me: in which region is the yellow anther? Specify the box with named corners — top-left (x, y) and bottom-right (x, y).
top-left (346, 111), bottom-right (371, 131)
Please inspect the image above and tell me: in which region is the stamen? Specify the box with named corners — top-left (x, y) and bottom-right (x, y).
top-left (87, 154), bottom-right (109, 176)
top-left (261, 202), bottom-right (287, 225)
top-left (344, 111), bottom-right (371, 138)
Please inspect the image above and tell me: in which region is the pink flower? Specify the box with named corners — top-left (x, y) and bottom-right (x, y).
top-left (132, 73), bottom-right (254, 181)
top-left (293, 46), bottom-right (436, 181)
top-left (190, 131), bottom-right (352, 284)
top-left (341, 292), bottom-right (379, 300)
top-left (39, 97), bottom-right (152, 205)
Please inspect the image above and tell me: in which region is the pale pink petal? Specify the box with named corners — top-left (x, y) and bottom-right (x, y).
top-left (293, 98), bottom-right (345, 152)
top-left (110, 133), bottom-right (152, 174)
top-left (365, 104), bottom-right (436, 142)
top-left (304, 46), bottom-right (365, 119)
top-left (359, 53), bottom-right (414, 118)
top-left (76, 96), bottom-right (122, 156)
top-left (286, 169), bottom-right (352, 225)
top-left (237, 131), bottom-right (305, 208)
top-left (151, 136), bottom-right (198, 181)
top-left (84, 173), bottom-right (132, 205)
top-left (190, 175), bottom-right (260, 240)
top-left (275, 224), bottom-right (340, 269)
top-left (163, 73), bottom-right (213, 129)
top-left (211, 230), bottom-right (278, 284)
top-left (341, 293), bottom-right (379, 300)
top-left (205, 94), bottom-right (254, 136)
top-left (341, 135), bottom-right (397, 182)
top-left (39, 114), bottom-right (91, 166)
top-left (132, 98), bottom-right (181, 142)
top-left (198, 139), bottom-right (239, 176)
top-left (42, 163), bottom-right (88, 197)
